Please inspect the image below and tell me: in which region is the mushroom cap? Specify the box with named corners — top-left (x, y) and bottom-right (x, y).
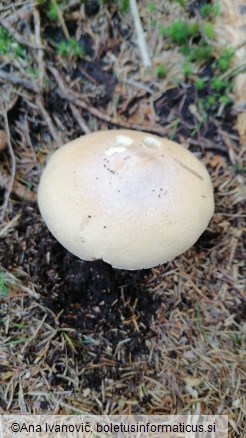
top-left (38, 129), bottom-right (214, 270)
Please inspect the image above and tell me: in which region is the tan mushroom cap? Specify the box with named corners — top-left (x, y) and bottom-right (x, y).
top-left (38, 129), bottom-right (214, 270)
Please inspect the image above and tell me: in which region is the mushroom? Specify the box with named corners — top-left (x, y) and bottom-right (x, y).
top-left (38, 129), bottom-right (214, 270)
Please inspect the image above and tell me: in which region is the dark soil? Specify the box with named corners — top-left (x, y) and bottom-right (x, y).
top-left (1, 203), bottom-right (162, 354)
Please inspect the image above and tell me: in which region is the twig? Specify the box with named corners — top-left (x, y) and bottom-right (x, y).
top-left (36, 97), bottom-right (62, 147)
top-left (69, 103), bottom-right (91, 134)
top-left (234, 39), bottom-right (246, 51)
top-left (33, 6), bottom-right (45, 88)
top-left (122, 77), bottom-right (155, 94)
top-left (0, 18), bottom-right (45, 50)
top-left (0, 214), bottom-right (21, 238)
top-left (0, 112), bottom-right (16, 224)
top-left (217, 127), bottom-right (237, 165)
top-left (21, 314), bottom-right (47, 353)
top-left (50, 0), bottom-right (70, 39)
top-left (1, 92), bottom-right (19, 113)
top-left (1, 269), bottom-right (40, 299)
top-left (0, 130), bottom-right (7, 152)
top-left (48, 66), bottom-right (169, 136)
top-left (218, 63), bottom-right (246, 81)
top-left (12, 180), bottom-right (37, 203)
top-left (1, 4), bottom-right (32, 26)
top-left (129, 0), bottom-right (151, 67)
top-left (0, 69), bottom-right (40, 93)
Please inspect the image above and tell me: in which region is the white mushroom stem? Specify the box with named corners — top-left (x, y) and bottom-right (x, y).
top-left (130, 0), bottom-right (151, 67)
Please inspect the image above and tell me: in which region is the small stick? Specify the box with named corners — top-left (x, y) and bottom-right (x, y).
top-left (0, 214), bottom-right (21, 238)
top-left (0, 112), bottom-right (16, 224)
top-left (129, 0), bottom-right (151, 67)
top-left (48, 66), bottom-right (169, 136)
top-left (12, 180), bottom-right (37, 203)
top-left (0, 69), bottom-right (40, 93)
top-left (122, 77), bottom-right (155, 94)
top-left (0, 18), bottom-right (45, 50)
top-left (50, 0), bottom-right (70, 39)
top-left (36, 98), bottom-right (62, 147)
top-left (69, 103), bottom-right (91, 134)
top-left (1, 4), bottom-right (32, 22)
top-left (33, 6), bottom-right (45, 88)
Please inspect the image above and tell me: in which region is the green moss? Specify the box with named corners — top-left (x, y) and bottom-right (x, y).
top-left (118, 0), bottom-right (129, 13)
top-left (160, 20), bottom-right (199, 45)
top-left (189, 22), bottom-right (199, 37)
top-left (147, 2), bottom-right (156, 13)
top-left (28, 67), bottom-right (40, 78)
top-left (182, 62), bottom-right (193, 77)
top-left (57, 41), bottom-right (70, 57)
top-left (156, 65), bottom-right (167, 79)
top-left (195, 78), bottom-right (205, 90)
top-left (217, 48), bottom-right (234, 72)
top-left (185, 43), bottom-right (213, 63)
top-left (57, 39), bottom-right (84, 58)
top-left (211, 77), bottom-right (229, 92)
top-left (205, 95), bottom-right (216, 108)
top-left (202, 22), bottom-right (215, 40)
top-left (0, 26), bottom-right (25, 58)
top-left (0, 27), bottom-right (12, 55)
top-left (200, 3), bottom-right (220, 18)
top-left (160, 20), bottom-right (190, 45)
top-left (171, 0), bottom-right (186, 6)
top-left (99, 0), bottom-right (129, 13)
top-left (0, 273), bottom-right (9, 298)
top-left (219, 95), bottom-right (232, 105)
top-left (47, 2), bottom-right (59, 21)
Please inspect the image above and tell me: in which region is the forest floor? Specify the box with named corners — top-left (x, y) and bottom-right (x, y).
top-left (0, 1), bottom-right (245, 436)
